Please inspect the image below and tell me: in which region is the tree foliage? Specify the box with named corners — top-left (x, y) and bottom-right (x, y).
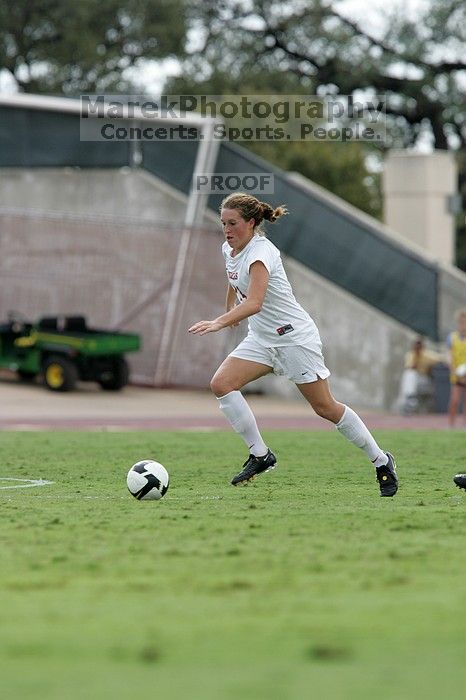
top-left (175, 0), bottom-right (465, 151)
top-left (0, 0), bottom-right (186, 94)
top-left (247, 140), bottom-right (382, 219)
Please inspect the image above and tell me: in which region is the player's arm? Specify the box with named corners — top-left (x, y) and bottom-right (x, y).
top-left (189, 261), bottom-right (269, 335)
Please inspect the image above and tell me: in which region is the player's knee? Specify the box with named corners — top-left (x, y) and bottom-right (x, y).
top-left (313, 401), bottom-right (330, 419)
top-left (313, 400), bottom-right (339, 422)
top-left (210, 374), bottom-right (232, 397)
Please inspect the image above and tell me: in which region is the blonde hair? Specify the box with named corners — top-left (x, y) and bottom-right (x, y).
top-left (220, 193), bottom-right (288, 234)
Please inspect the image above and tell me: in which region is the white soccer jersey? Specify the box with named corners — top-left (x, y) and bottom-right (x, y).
top-left (222, 234), bottom-right (320, 347)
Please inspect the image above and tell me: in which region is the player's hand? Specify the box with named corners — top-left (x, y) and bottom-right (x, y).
top-left (188, 320), bottom-right (223, 335)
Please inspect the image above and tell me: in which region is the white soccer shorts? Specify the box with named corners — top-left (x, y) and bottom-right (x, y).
top-left (229, 333), bottom-right (330, 384)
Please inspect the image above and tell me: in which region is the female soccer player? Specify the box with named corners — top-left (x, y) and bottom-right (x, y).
top-left (188, 193), bottom-right (398, 497)
top-left (447, 309), bottom-right (466, 427)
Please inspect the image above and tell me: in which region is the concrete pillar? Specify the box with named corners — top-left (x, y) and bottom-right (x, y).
top-left (383, 150), bottom-right (457, 265)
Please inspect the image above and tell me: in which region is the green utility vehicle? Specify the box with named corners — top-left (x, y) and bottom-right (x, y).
top-left (0, 313), bottom-right (141, 392)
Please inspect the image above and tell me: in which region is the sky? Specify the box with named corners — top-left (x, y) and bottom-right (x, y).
top-left (339, 0), bottom-right (427, 23)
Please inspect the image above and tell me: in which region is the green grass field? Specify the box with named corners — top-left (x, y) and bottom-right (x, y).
top-left (1, 430), bottom-right (465, 700)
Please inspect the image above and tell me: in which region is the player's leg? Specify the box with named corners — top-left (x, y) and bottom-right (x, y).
top-left (211, 353), bottom-right (276, 484)
top-left (277, 344), bottom-right (389, 465)
top-left (211, 354), bottom-right (272, 453)
top-left (275, 343), bottom-right (397, 496)
top-left (211, 355), bottom-right (277, 483)
top-left (448, 384), bottom-right (460, 427)
top-left (296, 378), bottom-right (386, 462)
top-left (210, 355), bottom-right (272, 396)
top-left (297, 378), bottom-right (398, 496)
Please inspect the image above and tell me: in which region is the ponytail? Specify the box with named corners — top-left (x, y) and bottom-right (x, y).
top-left (220, 193), bottom-right (288, 234)
top-left (260, 202), bottom-right (288, 223)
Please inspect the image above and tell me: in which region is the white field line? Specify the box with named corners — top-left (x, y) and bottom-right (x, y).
top-left (2, 492), bottom-right (228, 501)
top-left (0, 479), bottom-right (226, 500)
top-left (0, 478), bottom-right (54, 490)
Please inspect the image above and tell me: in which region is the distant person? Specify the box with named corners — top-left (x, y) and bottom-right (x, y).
top-left (453, 474), bottom-right (466, 490)
top-left (188, 193), bottom-right (398, 497)
top-left (398, 338), bottom-right (443, 414)
top-left (447, 309), bottom-right (466, 427)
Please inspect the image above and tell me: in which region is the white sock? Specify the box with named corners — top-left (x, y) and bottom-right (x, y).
top-left (217, 391), bottom-right (268, 457)
top-left (336, 405), bottom-right (387, 467)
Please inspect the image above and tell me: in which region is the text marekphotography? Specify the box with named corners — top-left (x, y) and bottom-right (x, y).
top-left (80, 95), bottom-right (387, 143)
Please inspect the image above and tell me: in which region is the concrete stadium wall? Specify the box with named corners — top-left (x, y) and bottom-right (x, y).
top-left (0, 167), bottom-right (217, 227)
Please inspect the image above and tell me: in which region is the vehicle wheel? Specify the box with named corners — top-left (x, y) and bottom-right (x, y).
top-left (17, 370), bottom-right (37, 382)
top-left (99, 357), bottom-right (129, 391)
top-left (43, 356), bottom-right (78, 392)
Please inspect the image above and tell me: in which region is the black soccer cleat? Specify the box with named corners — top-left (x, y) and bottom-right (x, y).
top-left (231, 449), bottom-right (277, 486)
top-left (453, 474), bottom-right (466, 490)
top-left (376, 452), bottom-right (398, 497)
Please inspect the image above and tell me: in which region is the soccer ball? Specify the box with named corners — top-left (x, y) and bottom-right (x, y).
top-left (456, 363), bottom-right (466, 378)
top-left (126, 460), bottom-right (169, 501)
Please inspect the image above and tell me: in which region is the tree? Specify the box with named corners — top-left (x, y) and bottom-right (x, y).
top-left (247, 140), bottom-right (382, 218)
top-left (177, 0), bottom-right (465, 151)
top-left (0, 0), bottom-right (186, 94)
